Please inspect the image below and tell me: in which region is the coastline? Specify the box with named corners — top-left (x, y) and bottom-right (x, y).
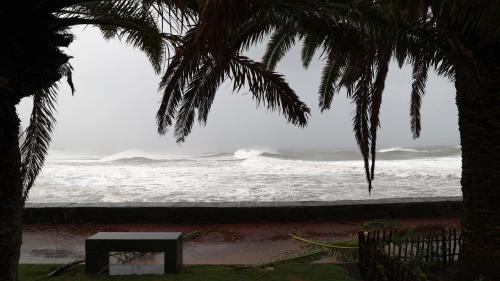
top-left (22, 217), bottom-right (460, 265)
top-left (24, 196), bottom-right (462, 224)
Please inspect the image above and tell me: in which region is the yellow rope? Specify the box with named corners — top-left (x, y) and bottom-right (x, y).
top-left (289, 233), bottom-right (358, 249)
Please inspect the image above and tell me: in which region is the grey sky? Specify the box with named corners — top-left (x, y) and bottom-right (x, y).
top-left (17, 27), bottom-right (459, 156)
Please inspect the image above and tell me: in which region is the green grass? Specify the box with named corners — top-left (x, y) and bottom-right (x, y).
top-left (20, 263), bottom-right (360, 281)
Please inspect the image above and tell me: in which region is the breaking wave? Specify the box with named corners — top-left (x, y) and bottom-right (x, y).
top-left (30, 145), bottom-right (462, 203)
top-left (90, 146), bottom-right (462, 164)
top-left (233, 148), bottom-right (280, 159)
top-left (378, 147), bottom-right (421, 153)
top-left (100, 150), bottom-right (191, 163)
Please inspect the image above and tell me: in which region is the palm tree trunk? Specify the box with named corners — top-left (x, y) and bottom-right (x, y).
top-left (456, 44), bottom-right (500, 280)
top-left (0, 91), bottom-right (23, 281)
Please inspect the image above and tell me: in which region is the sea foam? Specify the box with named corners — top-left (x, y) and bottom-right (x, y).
top-left (233, 147), bottom-right (279, 159)
top-left (28, 146), bottom-right (462, 203)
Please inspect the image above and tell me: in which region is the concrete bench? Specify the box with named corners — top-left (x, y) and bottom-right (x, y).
top-left (85, 232), bottom-right (183, 274)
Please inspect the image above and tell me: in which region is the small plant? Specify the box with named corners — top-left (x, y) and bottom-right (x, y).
top-left (375, 264), bottom-right (389, 281)
top-left (360, 219), bottom-right (399, 232)
top-left (405, 257), bottom-right (430, 281)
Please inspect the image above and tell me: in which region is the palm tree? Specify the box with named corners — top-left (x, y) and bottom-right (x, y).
top-left (0, 1), bottom-right (309, 279)
top-left (158, 0), bottom-right (499, 280)
top-left (0, 2), bottom-right (186, 279)
top-left (0, 1), bottom-right (300, 280)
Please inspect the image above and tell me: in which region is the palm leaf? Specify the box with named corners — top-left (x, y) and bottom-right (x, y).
top-left (20, 87), bottom-right (59, 201)
top-left (17, 0), bottom-right (193, 200)
top-left (174, 57), bottom-right (226, 142)
top-left (318, 50), bottom-right (347, 111)
top-left (301, 33), bottom-right (323, 69)
top-left (230, 54), bottom-right (310, 127)
top-left (410, 56), bottom-right (429, 139)
top-left (156, 35), bottom-right (205, 135)
top-left (261, 233), bottom-right (358, 265)
top-left (262, 26), bottom-right (298, 70)
top-left (351, 63), bottom-right (374, 192)
top-left (57, 1), bottom-right (166, 73)
top-left (22, 0), bottom-right (498, 197)
top-left (157, 10), bottom-right (311, 141)
top-left (369, 46), bottom-right (391, 179)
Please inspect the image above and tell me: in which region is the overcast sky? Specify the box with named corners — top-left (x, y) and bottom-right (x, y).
top-left (17, 27), bottom-right (459, 156)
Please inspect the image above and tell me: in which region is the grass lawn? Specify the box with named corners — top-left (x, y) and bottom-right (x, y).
top-left (19, 263), bottom-right (360, 281)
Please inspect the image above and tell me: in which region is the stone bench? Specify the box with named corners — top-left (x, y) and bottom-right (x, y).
top-left (85, 232), bottom-right (183, 274)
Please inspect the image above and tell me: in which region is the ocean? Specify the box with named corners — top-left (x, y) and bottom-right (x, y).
top-left (27, 146), bottom-right (462, 203)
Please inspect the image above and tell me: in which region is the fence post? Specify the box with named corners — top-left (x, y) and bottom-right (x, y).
top-left (452, 228), bottom-right (458, 264)
top-left (358, 231), bottom-right (365, 275)
top-left (359, 228), bottom-right (462, 281)
top-left (441, 229), bottom-right (447, 266)
top-left (425, 234), bottom-right (431, 261)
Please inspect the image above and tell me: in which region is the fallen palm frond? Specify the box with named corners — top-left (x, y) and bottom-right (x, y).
top-left (260, 233), bottom-right (358, 266)
top-left (183, 230), bottom-right (205, 240)
top-left (46, 259), bottom-right (85, 277)
top-left (360, 219), bottom-right (400, 232)
top-left (289, 233), bottom-right (358, 249)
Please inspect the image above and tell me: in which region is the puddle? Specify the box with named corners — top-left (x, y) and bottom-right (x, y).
top-left (109, 264), bottom-right (164, 275)
top-left (109, 252), bottom-right (164, 275)
top-left (31, 248), bottom-right (74, 258)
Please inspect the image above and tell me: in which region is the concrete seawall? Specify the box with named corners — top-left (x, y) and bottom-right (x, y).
top-left (23, 196), bottom-right (462, 223)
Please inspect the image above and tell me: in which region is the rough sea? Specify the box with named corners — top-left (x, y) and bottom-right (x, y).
top-left (28, 146), bottom-right (462, 203)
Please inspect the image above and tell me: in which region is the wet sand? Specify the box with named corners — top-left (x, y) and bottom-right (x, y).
top-left (21, 217), bottom-right (460, 265)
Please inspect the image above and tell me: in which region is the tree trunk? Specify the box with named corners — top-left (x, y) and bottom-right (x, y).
top-left (0, 92), bottom-right (23, 281)
top-left (456, 44), bottom-right (500, 281)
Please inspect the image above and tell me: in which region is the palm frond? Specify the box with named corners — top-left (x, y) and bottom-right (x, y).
top-left (301, 33), bottom-right (323, 69)
top-left (174, 57), bottom-right (226, 142)
top-left (352, 63), bottom-right (374, 192)
top-left (9, 0), bottom-right (198, 201)
top-left (156, 29), bottom-right (204, 132)
top-left (369, 46), bottom-right (391, 179)
top-left (156, 54), bottom-right (192, 135)
top-left (164, 51), bottom-right (311, 142)
top-left (262, 26), bottom-right (298, 70)
top-left (261, 233), bottom-right (358, 265)
top-left (431, 0), bottom-right (500, 43)
top-left (20, 87), bottom-right (59, 201)
top-left (58, 1), bottom-right (166, 73)
top-left (233, 20), bottom-right (275, 52)
top-left (157, 14), bottom-right (310, 141)
top-left (410, 56), bottom-right (429, 139)
top-left (230, 54), bottom-right (310, 127)
top-left (19, 61), bottom-right (75, 201)
top-left (23, 0), bottom-right (499, 198)
top-left (318, 50), bottom-right (347, 111)
top-left (263, 248), bottom-right (344, 265)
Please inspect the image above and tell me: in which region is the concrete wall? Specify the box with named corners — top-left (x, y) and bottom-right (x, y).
top-left (23, 197), bottom-right (462, 224)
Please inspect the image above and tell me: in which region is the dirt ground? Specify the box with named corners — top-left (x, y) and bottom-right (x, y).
top-left (21, 217), bottom-right (460, 265)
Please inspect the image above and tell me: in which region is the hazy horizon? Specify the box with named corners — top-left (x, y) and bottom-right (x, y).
top-left (17, 27), bottom-right (460, 156)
